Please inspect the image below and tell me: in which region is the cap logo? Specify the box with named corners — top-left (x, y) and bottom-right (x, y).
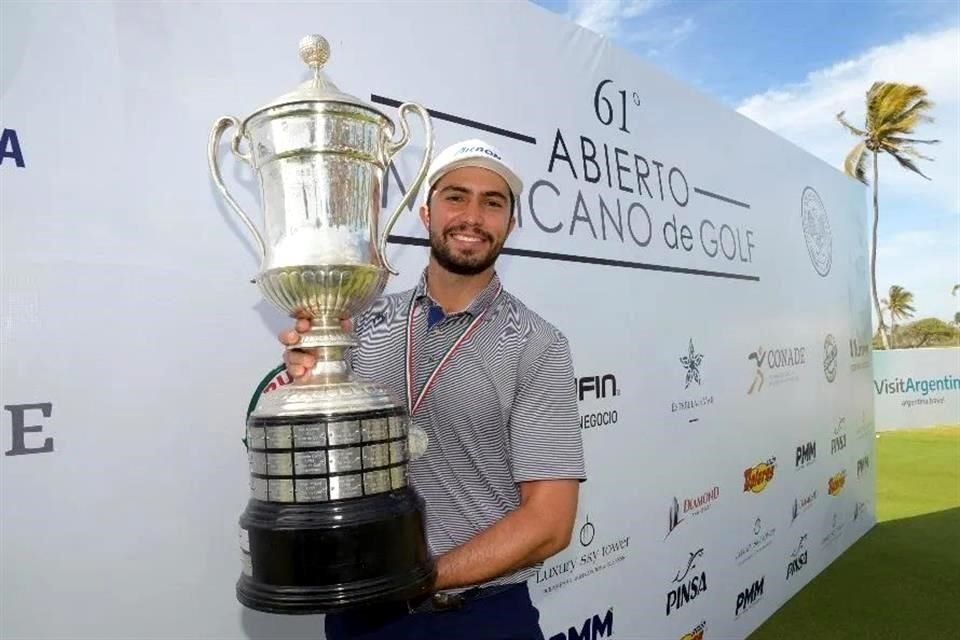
top-left (456, 145), bottom-right (502, 160)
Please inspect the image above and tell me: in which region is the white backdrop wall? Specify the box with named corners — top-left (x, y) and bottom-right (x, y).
top-left (1, 2), bottom-right (877, 639)
top-left (873, 349), bottom-right (960, 430)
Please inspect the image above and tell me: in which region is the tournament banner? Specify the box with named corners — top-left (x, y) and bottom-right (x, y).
top-left (1, 2), bottom-right (875, 639)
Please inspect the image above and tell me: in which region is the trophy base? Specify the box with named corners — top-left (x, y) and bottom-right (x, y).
top-left (240, 355), bottom-right (434, 614)
top-left (237, 486), bottom-right (435, 615)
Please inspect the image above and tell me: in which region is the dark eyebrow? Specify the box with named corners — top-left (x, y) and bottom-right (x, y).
top-left (438, 185), bottom-right (508, 201)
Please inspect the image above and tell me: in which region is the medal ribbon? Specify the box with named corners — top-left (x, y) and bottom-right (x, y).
top-left (405, 284), bottom-right (502, 416)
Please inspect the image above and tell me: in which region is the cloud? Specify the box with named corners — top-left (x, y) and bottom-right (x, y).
top-left (566, 0), bottom-right (694, 52)
top-left (737, 26), bottom-right (960, 215)
top-left (737, 25), bottom-right (960, 321)
top-left (567, 0), bottom-right (660, 37)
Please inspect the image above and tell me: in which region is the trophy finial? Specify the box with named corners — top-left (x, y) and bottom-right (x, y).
top-left (299, 35), bottom-right (330, 80)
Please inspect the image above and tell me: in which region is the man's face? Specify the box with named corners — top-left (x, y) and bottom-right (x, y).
top-left (420, 166), bottom-right (515, 276)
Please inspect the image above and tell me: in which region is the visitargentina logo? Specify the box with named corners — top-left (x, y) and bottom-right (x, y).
top-left (874, 374), bottom-right (960, 407)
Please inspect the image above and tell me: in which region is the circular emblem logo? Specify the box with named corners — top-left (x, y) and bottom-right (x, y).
top-left (801, 187), bottom-right (832, 277)
top-left (823, 334), bottom-right (838, 383)
top-left (579, 517), bottom-right (596, 547)
top-left (408, 424), bottom-right (429, 460)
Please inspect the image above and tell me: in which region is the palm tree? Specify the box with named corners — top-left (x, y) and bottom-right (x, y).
top-left (881, 285), bottom-right (916, 348)
top-left (837, 82), bottom-right (939, 349)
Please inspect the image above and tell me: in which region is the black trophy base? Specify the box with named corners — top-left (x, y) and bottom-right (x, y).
top-left (237, 487), bottom-right (435, 615)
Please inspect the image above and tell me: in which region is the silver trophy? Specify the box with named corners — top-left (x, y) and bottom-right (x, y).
top-left (208, 34), bottom-right (435, 614)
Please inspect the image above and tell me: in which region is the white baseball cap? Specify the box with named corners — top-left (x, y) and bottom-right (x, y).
top-left (424, 139), bottom-right (523, 202)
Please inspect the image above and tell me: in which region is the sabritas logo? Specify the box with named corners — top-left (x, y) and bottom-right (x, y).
top-left (828, 471), bottom-right (847, 496)
top-left (743, 457), bottom-right (777, 493)
top-left (680, 621), bottom-right (706, 640)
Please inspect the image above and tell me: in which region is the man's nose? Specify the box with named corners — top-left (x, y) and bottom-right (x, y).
top-left (459, 197), bottom-right (485, 223)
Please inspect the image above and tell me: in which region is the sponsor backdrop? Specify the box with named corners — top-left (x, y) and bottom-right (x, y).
top-left (873, 348), bottom-right (960, 430)
top-left (1, 2), bottom-right (877, 639)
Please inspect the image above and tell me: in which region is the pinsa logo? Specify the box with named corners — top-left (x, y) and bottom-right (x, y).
top-left (680, 621), bottom-right (706, 640)
top-left (828, 470), bottom-right (847, 496)
top-left (743, 457), bottom-right (777, 494)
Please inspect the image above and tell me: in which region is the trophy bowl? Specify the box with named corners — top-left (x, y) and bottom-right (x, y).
top-left (208, 34), bottom-right (436, 614)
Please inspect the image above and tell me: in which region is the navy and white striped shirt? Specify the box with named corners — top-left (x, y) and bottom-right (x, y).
top-left (348, 268), bottom-right (586, 589)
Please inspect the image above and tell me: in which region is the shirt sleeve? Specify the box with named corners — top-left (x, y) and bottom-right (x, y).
top-left (508, 331), bottom-right (587, 483)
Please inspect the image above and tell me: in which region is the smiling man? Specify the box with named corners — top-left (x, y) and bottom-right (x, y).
top-left (280, 139), bottom-right (586, 640)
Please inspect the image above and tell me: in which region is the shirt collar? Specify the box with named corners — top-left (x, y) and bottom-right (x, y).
top-left (413, 268), bottom-right (503, 318)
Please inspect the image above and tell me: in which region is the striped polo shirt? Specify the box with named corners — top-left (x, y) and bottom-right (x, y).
top-left (347, 268), bottom-right (587, 589)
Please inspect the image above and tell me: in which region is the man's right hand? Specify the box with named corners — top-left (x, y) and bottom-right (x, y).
top-left (278, 318), bottom-right (352, 380)
top-left (279, 318), bottom-right (316, 380)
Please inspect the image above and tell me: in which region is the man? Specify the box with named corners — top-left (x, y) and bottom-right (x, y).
top-left (279, 139), bottom-right (586, 640)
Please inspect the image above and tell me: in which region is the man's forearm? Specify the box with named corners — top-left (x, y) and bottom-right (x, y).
top-left (432, 505), bottom-right (567, 591)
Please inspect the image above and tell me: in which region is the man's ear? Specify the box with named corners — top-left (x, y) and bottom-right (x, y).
top-left (418, 203), bottom-right (430, 230)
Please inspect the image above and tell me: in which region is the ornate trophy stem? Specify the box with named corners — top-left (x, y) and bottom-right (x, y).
top-left (293, 316), bottom-right (354, 385)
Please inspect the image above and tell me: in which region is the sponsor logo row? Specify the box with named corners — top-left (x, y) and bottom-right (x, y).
top-left (575, 335), bottom-right (872, 433)
top-left (546, 498), bottom-right (870, 640)
top-left (669, 441), bottom-right (872, 540)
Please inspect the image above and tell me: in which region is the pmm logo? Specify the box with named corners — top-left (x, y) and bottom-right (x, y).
top-left (796, 441), bottom-right (816, 468)
top-left (857, 455), bottom-right (871, 478)
top-left (576, 374), bottom-right (620, 401)
top-left (735, 576), bottom-right (765, 617)
top-left (549, 609), bottom-right (614, 640)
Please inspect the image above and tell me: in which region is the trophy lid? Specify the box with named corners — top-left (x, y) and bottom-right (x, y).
top-left (245, 34), bottom-right (389, 122)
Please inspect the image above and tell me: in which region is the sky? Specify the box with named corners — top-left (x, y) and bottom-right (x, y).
top-left (531, 0), bottom-right (960, 325)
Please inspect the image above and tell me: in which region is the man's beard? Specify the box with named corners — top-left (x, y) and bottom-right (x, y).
top-left (429, 224), bottom-right (504, 276)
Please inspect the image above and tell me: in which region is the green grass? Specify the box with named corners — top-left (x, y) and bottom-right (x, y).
top-left (749, 426), bottom-right (960, 640)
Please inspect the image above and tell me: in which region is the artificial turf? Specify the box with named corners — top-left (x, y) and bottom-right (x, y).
top-left (748, 425), bottom-right (960, 639)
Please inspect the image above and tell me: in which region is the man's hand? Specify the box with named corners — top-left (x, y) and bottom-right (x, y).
top-left (277, 318), bottom-right (352, 379)
top-left (432, 478), bottom-right (579, 591)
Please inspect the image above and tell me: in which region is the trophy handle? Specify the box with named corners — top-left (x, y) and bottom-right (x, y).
top-left (208, 115), bottom-right (267, 262)
top-left (377, 102), bottom-right (433, 276)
